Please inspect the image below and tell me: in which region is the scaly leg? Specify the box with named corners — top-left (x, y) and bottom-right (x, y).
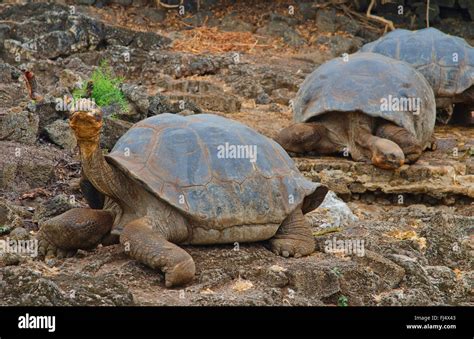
top-left (376, 122), bottom-right (422, 164)
top-left (38, 208), bottom-right (114, 258)
top-left (270, 208), bottom-right (315, 258)
top-left (120, 218), bottom-right (195, 287)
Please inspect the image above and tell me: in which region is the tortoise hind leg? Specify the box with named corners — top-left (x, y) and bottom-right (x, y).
top-left (120, 218), bottom-right (195, 287)
top-left (375, 122), bottom-right (422, 164)
top-left (38, 208), bottom-right (114, 258)
top-left (275, 122), bottom-right (336, 155)
top-left (270, 208), bottom-right (315, 258)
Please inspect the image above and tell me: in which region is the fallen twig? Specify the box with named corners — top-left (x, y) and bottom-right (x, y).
top-left (366, 0), bottom-right (395, 32)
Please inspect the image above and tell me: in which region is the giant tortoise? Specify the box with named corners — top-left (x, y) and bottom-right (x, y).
top-left (361, 27), bottom-right (474, 124)
top-left (275, 52), bottom-right (436, 169)
top-left (37, 100), bottom-right (328, 287)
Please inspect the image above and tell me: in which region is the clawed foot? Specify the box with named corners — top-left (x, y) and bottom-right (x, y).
top-left (37, 231), bottom-right (76, 259)
top-left (162, 257), bottom-right (196, 288)
top-left (270, 237), bottom-right (315, 258)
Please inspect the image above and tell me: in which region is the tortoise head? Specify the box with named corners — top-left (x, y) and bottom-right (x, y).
top-left (69, 99), bottom-right (103, 143)
top-left (371, 138), bottom-right (405, 170)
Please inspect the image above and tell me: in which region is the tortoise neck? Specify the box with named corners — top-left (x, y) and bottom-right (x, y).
top-left (79, 140), bottom-right (119, 199)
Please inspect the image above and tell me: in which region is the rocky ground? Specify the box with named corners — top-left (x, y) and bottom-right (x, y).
top-left (0, 1), bottom-right (472, 306)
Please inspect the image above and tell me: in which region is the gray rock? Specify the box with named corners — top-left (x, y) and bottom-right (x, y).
top-left (316, 8), bottom-right (337, 32)
top-left (44, 120), bottom-right (77, 151)
top-left (183, 11), bottom-right (213, 27)
top-left (0, 253), bottom-right (22, 267)
top-left (0, 111), bottom-right (39, 145)
top-left (256, 92), bottom-right (272, 105)
top-left (256, 14), bottom-right (305, 47)
top-left (298, 2), bottom-right (318, 20)
top-left (59, 69), bottom-right (83, 92)
top-left (0, 266), bottom-right (134, 306)
top-left (0, 199), bottom-right (29, 231)
top-left (9, 227), bottom-right (30, 241)
top-left (308, 191), bottom-right (358, 228)
top-left (148, 93), bottom-right (174, 116)
top-left (75, 0), bottom-right (96, 4)
top-left (0, 141), bottom-right (59, 192)
top-left (271, 88), bottom-right (294, 105)
top-left (220, 13), bottom-right (255, 32)
top-left (121, 83), bottom-right (150, 119)
top-left (101, 116), bottom-right (132, 150)
top-left (425, 266), bottom-right (457, 292)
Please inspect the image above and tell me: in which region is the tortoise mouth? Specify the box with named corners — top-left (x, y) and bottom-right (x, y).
top-left (69, 111), bottom-right (103, 142)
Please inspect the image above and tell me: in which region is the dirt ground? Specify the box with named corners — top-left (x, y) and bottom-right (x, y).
top-left (0, 1), bottom-right (472, 306)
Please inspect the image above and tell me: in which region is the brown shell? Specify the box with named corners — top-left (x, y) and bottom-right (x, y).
top-left (105, 114), bottom-right (323, 228)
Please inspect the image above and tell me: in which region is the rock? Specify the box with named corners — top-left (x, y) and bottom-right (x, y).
top-left (183, 11), bottom-right (214, 27)
top-left (9, 227), bottom-right (30, 241)
top-left (287, 264), bottom-right (340, 298)
top-left (132, 31), bottom-right (172, 50)
top-left (298, 2), bottom-right (318, 20)
top-left (110, 0), bottom-right (133, 5)
top-left (0, 199), bottom-right (29, 231)
top-left (271, 88), bottom-right (294, 105)
top-left (307, 191), bottom-right (358, 228)
top-left (316, 8), bottom-right (337, 32)
top-left (421, 212), bottom-right (472, 268)
top-left (388, 254), bottom-right (434, 288)
top-left (256, 14), bottom-right (305, 47)
top-left (425, 266), bottom-right (457, 292)
top-left (458, 0), bottom-right (474, 20)
top-left (148, 93), bottom-right (175, 116)
top-left (30, 99), bottom-right (67, 133)
top-left (0, 110), bottom-right (39, 145)
top-left (414, 3), bottom-right (440, 24)
top-left (376, 288), bottom-right (436, 306)
top-left (0, 253), bottom-right (22, 267)
top-left (34, 194), bottom-right (78, 223)
top-left (168, 92), bottom-right (239, 113)
top-left (315, 34), bottom-right (363, 57)
top-left (255, 92), bottom-right (272, 105)
top-left (101, 116), bottom-right (133, 150)
top-left (0, 266), bottom-right (134, 306)
top-left (59, 69), bottom-right (83, 92)
top-left (75, 0), bottom-right (96, 4)
top-left (220, 13), bottom-right (255, 32)
top-left (354, 250), bottom-right (405, 289)
top-left (44, 120), bottom-right (77, 151)
top-left (137, 8), bottom-right (166, 22)
top-left (121, 83), bottom-right (150, 120)
top-left (0, 141), bottom-right (60, 193)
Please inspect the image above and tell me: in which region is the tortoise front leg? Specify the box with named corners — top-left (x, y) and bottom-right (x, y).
top-left (120, 218), bottom-right (195, 287)
top-left (375, 122), bottom-right (422, 164)
top-left (270, 208), bottom-right (315, 258)
top-left (274, 122), bottom-right (337, 155)
top-left (38, 208), bottom-right (114, 258)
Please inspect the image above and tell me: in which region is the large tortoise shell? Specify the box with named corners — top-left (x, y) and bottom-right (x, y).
top-left (106, 113), bottom-right (321, 227)
top-left (293, 52), bottom-right (436, 147)
top-left (361, 28), bottom-right (474, 97)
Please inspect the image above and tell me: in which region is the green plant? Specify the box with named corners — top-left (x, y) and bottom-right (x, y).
top-left (338, 295), bottom-right (348, 307)
top-left (331, 267), bottom-right (342, 277)
top-left (73, 60), bottom-right (128, 112)
top-left (0, 224), bottom-right (12, 235)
